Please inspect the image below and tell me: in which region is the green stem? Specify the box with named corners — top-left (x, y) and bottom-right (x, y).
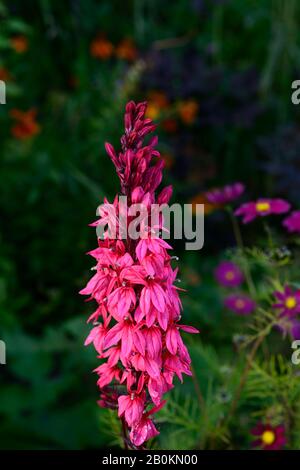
top-left (227, 207), bottom-right (256, 298)
top-left (225, 333), bottom-right (264, 425)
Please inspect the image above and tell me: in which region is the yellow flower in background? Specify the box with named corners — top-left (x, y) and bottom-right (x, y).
top-left (146, 91), bottom-right (169, 120)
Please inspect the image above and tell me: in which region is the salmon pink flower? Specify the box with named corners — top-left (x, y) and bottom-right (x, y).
top-left (81, 101), bottom-right (199, 448)
top-left (235, 198), bottom-right (290, 224)
top-left (206, 182), bottom-right (244, 205)
top-left (214, 261), bottom-right (244, 288)
top-left (224, 293), bottom-right (256, 315)
top-left (283, 210), bottom-right (300, 233)
top-left (251, 423), bottom-right (286, 450)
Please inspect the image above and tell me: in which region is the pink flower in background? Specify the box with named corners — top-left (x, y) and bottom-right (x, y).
top-left (214, 261), bottom-right (244, 288)
top-left (251, 423), bottom-right (286, 450)
top-left (224, 293), bottom-right (256, 315)
top-left (81, 101), bottom-right (199, 448)
top-left (283, 210), bottom-right (300, 233)
top-left (235, 198), bottom-right (290, 224)
top-left (205, 182), bottom-right (245, 205)
top-left (272, 285), bottom-right (300, 318)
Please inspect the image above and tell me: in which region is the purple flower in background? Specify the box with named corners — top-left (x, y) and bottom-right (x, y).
top-left (277, 318), bottom-right (300, 340)
top-left (235, 198), bottom-right (290, 224)
top-left (215, 261), bottom-right (244, 288)
top-left (291, 319), bottom-right (300, 339)
top-left (273, 286), bottom-right (300, 340)
top-left (283, 210), bottom-right (300, 234)
top-left (224, 293), bottom-right (256, 315)
top-left (273, 285), bottom-right (300, 318)
top-left (206, 182), bottom-right (245, 205)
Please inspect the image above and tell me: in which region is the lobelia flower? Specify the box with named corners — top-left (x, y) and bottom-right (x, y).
top-left (214, 261), bottom-right (244, 288)
top-left (235, 198), bottom-right (290, 224)
top-left (224, 293), bottom-right (256, 315)
top-left (205, 182), bottom-right (245, 206)
top-left (80, 101), bottom-right (199, 448)
top-left (283, 210), bottom-right (300, 234)
top-left (251, 423), bottom-right (286, 450)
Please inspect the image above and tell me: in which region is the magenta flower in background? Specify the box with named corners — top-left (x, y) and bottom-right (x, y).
top-left (251, 423), bottom-right (286, 450)
top-left (290, 319), bottom-right (300, 339)
top-left (273, 285), bottom-right (300, 318)
top-left (205, 182), bottom-right (245, 205)
top-left (80, 101), bottom-right (199, 448)
top-left (224, 293), bottom-right (256, 315)
top-left (214, 261), bottom-right (244, 288)
top-left (277, 318), bottom-right (300, 340)
top-left (283, 210), bottom-right (300, 233)
top-left (273, 286), bottom-right (300, 339)
top-left (235, 198), bottom-right (290, 224)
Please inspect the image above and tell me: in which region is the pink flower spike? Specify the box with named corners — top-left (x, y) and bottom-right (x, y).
top-left (81, 101), bottom-right (199, 448)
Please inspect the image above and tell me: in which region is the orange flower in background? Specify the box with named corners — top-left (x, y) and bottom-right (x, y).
top-left (178, 99), bottom-right (198, 125)
top-left (146, 91), bottom-right (169, 120)
top-left (148, 91), bottom-right (169, 108)
top-left (0, 67), bottom-right (10, 81)
top-left (160, 152), bottom-right (174, 169)
top-left (68, 75), bottom-right (79, 89)
top-left (10, 109), bottom-right (40, 140)
top-left (184, 267), bottom-right (201, 286)
top-left (10, 35), bottom-right (28, 53)
top-left (115, 38), bottom-right (137, 62)
top-left (90, 36), bottom-right (114, 59)
top-left (162, 118), bottom-right (178, 133)
top-left (189, 192), bottom-right (220, 215)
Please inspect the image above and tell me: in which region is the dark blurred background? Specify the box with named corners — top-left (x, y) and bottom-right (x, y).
top-left (1, 0), bottom-right (300, 449)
